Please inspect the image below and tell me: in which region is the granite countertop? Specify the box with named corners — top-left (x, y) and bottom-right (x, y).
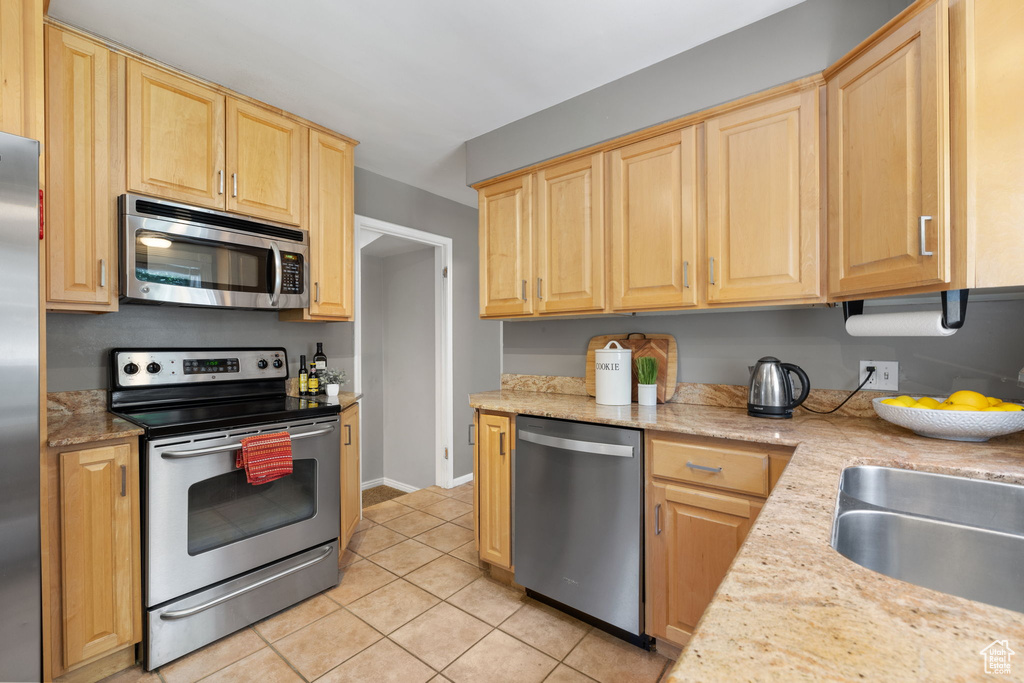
top-left (286, 391), bottom-right (361, 411)
top-left (469, 389), bottom-right (1024, 681)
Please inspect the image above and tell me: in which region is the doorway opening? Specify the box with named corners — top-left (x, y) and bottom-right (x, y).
top-left (353, 214), bottom-right (454, 499)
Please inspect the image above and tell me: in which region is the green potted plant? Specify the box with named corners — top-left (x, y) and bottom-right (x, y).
top-left (321, 368), bottom-right (347, 397)
top-left (635, 356), bottom-right (658, 406)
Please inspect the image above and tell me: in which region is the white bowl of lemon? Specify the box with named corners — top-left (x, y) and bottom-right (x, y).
top-left (873, 390), bottom-right (1024, 442)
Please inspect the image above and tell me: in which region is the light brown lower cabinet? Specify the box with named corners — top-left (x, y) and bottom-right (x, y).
top-left (474, 410), bottom-right (513, 569)
top-left (340, 403), bottom-right (361, 548)
top-left (44, 437), bottom-right (141, 679)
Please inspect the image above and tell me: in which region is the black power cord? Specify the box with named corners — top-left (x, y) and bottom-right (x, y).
top-left (801, 367), bottom-right (876, 415)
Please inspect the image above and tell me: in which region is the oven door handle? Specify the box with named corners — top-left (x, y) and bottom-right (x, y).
top-left (269, 241), bottom-right (283, 307)
top-left (159, 544), bottom-right (334, 620)
top-left (160, 425), bottom-right (336, 458)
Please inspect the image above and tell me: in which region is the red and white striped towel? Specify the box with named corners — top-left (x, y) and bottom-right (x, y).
top-left (236, 431), bottom-right (293, 485)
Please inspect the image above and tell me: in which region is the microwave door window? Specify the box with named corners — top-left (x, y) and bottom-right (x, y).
top-left (135, 231), bottom-right (269, 293)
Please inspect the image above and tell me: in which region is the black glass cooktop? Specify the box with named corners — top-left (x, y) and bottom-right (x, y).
top-left (114, 395), bottom-right (341, 438)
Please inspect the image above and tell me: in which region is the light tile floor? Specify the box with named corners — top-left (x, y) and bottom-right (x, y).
top-left (102, 483), bottom-right (672, 683)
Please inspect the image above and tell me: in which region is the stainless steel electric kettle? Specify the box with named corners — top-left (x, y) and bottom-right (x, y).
top-left (747, 357), bottom-right (810, 418)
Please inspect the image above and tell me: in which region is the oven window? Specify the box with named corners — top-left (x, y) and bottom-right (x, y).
top-left (187, 460), bottom-right (317, 555)
top-left (135, 230), bottom-right (270, 293)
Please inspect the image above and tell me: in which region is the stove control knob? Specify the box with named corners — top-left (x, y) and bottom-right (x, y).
top-left (147, 362), bottom-right (161, 374)
top-left (272, 359), bottom-right (283, 369)
top-left (257, 359), bottom-right (269, 369)
top-left (123, 362), bottom-right (140, 376)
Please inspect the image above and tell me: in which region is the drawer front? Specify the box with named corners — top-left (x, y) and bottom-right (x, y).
top-left (650, 436), bottom-right (768, 496)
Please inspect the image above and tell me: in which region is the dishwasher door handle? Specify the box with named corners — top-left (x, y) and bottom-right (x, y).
top-left (518, 430), bottom-right (634, 458)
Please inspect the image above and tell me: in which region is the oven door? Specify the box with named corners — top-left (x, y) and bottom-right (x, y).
top-left (122, 213), bottom-right (308, 310)
top-left (145, 417), bottom-right (340, 607)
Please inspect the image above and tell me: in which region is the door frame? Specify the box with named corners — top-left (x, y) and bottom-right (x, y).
top-left (353, 214), bottom-right (456, 488)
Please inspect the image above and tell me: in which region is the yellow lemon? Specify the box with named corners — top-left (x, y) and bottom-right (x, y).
top-left (916, 397), bottom-right (941, 409)
top-left (893, 395), bottom-right (918, 407)
top-left (907, 403), bottom-right (930, 409)
top-left (983, 407), bottom-right (1007, 412)
top-left (987, 396), bottom-right (1003, 407)
top-left (938, 403), bottom-right (981, 411)
top-left (946, 390), bottom-right (990, 409)
top-left (998, 403), bottom-right (1023, 412)
top-left (881, 398), bottom-right (907, 407)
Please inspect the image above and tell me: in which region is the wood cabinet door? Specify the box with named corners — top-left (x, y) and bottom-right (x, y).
top-left (226, 98), bottom-right (306, 225)
top-left (0, 0), bottom-right (44, 142)
top-left (608, 128), bottom-right (699, 311)
top-left (705, 88), bottom-right (821, 304)
top-left (340, 403), bottom-right (361, 548)
top-left (535, 153), bottom-right (604, 314)
top-left (308, 130), bottom-right (354, 319)
top-left (827, 1), bottom-right (949, 297)
top-left (127, 61), bottom-right (225, 209)
top-left (45, 27), bottom-right (118, 310)
top-left (59, 443), bottom-right (138, 668)
top-left (479, 175), bottom-right (533, 317)
top-left (477, 412), bottom-right (512, 568)
top-left (648, 481), bottom-right (761, 645)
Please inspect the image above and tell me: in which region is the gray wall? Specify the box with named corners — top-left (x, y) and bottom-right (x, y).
top-left (359, 255), bottom-right (385, 484)
top-left (47, 304), bottom-right (353, 391)
top-left (354, 167), bottom-right (501, 480)
top-left (381, 248), bottom-right (436, 489)
top-left (466, 0), bottom-right (911, 184)
top-left (503, 299), bottom-right (1024, 401)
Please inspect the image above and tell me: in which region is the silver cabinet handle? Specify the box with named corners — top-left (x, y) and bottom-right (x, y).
top-left (218, 169), bottom-right (224, 195)
top-left (518, 430), bottom-right (634, 458)
top-left (919, 216), bottom-right (934, 256)
top-left (537, 277), bottom-right (543, 300)
top-left (314, 282), bottom-right (320, 303)
top-left (120, 465), bottom-right (126, 497)
top-left (160, 545), bottom-right (333, 620)
top-left (686, 461), bottom-right (723, 473)
top-left (655, 503), bottom-right (661, 535)
top-left (269, 242), bottom-right (282, 306)
top-left (709, 257), bottom-right (715, 285)
top-left (344, 424), bottom-right (352, 446)
top-left (162, 425), bottom-right (336, 458)
top-left (99, 259), bottom-right (106, 288)
top-left (521, 279), bottom-right (527, 301)
top-left (499, 432), bottom-right (505, 456)
top-left (683, 261), bottom-right (689, 289)
top-left (232, 172), bottom-right (238, 197)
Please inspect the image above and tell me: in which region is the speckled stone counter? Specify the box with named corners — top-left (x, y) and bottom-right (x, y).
top-left (47, 390), bottom-right (143, 447)
top-left (469, 389), bottom-right (1024, 681)
top-left (286, 391), bottom-right (361, 411)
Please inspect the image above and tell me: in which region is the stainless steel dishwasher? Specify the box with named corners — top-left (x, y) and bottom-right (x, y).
top-left (514, 416), bottom-right (646, 646)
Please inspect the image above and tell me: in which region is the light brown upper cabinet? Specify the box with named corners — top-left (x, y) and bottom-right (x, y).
top-left (826, 0), bottom-right (949, 298)
top-left (0, 0), bottom-right (44, 142)
top-left (226, 99), bottom-right (306, 225)
top-left (45, 25), bottom-right (123, 312)
top-left (479, 175), bottom-right (534, 317)
top-left (127, 61), bottom-right (226, 210)
top-left (607, 127), bottom-right (699, 312)
top-left (705, 87), bottom-right (821, 304)
top-left (535, 153), bottom-right (605, 314)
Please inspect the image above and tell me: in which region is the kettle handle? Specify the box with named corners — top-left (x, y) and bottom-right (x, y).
top-left (782, 363), bottom-right (810, 409)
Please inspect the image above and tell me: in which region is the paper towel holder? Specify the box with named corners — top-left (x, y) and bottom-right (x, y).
top-left (842, 289), bottom-right (970, 330)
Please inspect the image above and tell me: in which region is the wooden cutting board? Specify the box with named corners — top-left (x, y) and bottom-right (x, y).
top-left (586, 334), bottom-right (678, 402)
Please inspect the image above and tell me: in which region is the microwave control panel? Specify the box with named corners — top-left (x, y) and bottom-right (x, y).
top-left (281, 252), bottom-right (304, 294)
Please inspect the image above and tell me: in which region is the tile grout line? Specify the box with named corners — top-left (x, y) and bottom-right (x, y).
top-left (249, 623), bottom-right (313, 683)
top-left (179, 628), bottom-right (266, 683)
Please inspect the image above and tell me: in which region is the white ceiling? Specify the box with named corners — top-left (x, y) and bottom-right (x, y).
top-left (50, 0), bottom-right (805, 207)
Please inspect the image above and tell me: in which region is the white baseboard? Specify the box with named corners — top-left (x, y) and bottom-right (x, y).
top-left (361, 477), bottom-right (418, 493)
top-left (451, 473), bottom-right (474, 487)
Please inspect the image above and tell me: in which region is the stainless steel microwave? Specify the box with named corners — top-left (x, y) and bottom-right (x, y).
top-left (119, 194), bottom-right (309, 310)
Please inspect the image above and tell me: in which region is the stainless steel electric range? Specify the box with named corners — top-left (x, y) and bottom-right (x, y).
top-left (109, 347), bottom-right (341, 670)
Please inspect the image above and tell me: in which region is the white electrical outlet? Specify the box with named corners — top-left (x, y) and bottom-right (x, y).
top-left (860, 360), bottom-right (899, 391)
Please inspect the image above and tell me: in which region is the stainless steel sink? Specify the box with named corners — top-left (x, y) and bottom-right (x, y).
top-left (832, 466), bottom-right (1024, 613)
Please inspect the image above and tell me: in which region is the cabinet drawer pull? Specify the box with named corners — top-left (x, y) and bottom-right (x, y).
top-left (99, 259), bottom-right (106, 288)
top-left (499, 432), bottom-right (506, 456)
top-left (469, 424), bottom-right (476, 445)
top-left (686, 461), bottom-right (723, 474)
top-left (521, 280), bottom-right (527, 301)
top-left (683, 261), bottom-right (689, 289)
top-left (344, 424), bottom-right (352, 446)
top-left (537, 277), bottom-right (543, 300)
top-left (232, 173), bottom-right (238, 198)
top-left (919, 215), bottom-right (934, 256)
top-left (709, 257), bottom-right (715, 285)
top-left (655, 503), bottom-right (662, 535)
top-left (120, 465), bottom-right (126, 497)
top-left (218, 169), bottom-right (224, 195)
top-left (314, 282), bottom-right (320, 303)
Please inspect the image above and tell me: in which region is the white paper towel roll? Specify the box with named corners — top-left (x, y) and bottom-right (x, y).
top-left (845, 311), bottom-right (958, 337)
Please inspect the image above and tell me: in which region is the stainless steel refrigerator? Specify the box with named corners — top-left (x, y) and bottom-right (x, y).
top-left (0, 131), bottom-right (42, 682)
